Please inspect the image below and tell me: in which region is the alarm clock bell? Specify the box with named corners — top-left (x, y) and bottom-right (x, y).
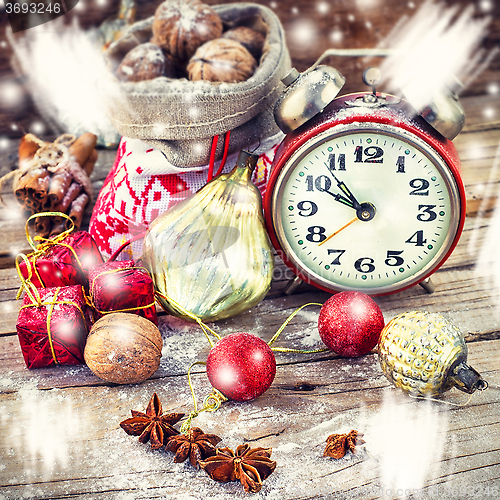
top-left (275, 65), bottom-right (465, 140)
top-left (274, 66), bottom-right (346, 134)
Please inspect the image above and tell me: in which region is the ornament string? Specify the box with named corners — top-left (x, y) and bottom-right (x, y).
top-left (156, 292), bottom-right (328, 354)
top-left (108, 231), bottom-right (147, 262)
top-left (16, 212), bottom-right (82, 297)
top-left (268, 303), bottom-right (329, 354)
top-left (15, 253), bottom-right (43, 305)
top-left (180, 361), bottom-right (228, 434)
top-left (216, 131), bottom-right (231, 177)
top-left (206, 131), bottom-right (232, 183)
top-left (154, 292), bottom-right (221, 347)
top-left (44, 286), bottom-right (62, 364)
top-left (408, 381), bottom-right (489, 407)
top-left (25, 212), bottom-right (75, 251)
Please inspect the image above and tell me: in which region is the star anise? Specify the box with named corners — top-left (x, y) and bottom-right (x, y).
top-left (323, 429), bottom-right (365, 459)
top-left (165, 427), bottom-right (222, 467)
top-left (119, 393), bottom-right (184, 450)
top-left (199, 443), bottom-right (277, 493)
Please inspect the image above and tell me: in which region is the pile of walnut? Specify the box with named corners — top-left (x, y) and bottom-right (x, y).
top-left (12, 133), bottom-right (97, 237)
top-left (115, 0), bottom-right (266, 84)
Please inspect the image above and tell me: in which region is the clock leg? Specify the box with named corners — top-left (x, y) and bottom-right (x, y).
top-left (419, 277), bottom-right (436, 294)
top-left (285, 276), bottom-right (303, 295)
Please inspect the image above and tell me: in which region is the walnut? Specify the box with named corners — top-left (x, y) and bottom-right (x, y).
top-left (222, 26), bottom-right (266, 61)
top-left (116, 42), bottom-right (176, 82)
top-left (84, 313), bottom-right (163, 384)
top-left (187, 38), bottom-right (257, 83)
top-left (151, 0), bottom-right (223, 65)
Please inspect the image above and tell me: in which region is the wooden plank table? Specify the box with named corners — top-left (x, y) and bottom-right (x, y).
top-left (1, 1), bottom-right (500, 499)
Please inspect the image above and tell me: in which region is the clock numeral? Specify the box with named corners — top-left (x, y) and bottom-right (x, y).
top-left (327, 249), bottom-right (345, 265)
top-left (354, 146), bottom-right (384, 163)
top-left (306, 226), bottom-right (326, 243)
top-left (306, 175), bottom-right (331, 192)
top-left (396, 156), bottom-right (405, 173)
top-left (328, 153), bottom-right (346, 172)
top-left (297, 200), bottom-right (318, 217)
top-left (405, 230), bottom-right (427, 247)
top-left (409, 178), bottom-right (430, 196)
top-left (417, 205), bottom-right (437, 222)
top-left (354, 257), bottom-right (376, 273)
top-left (385, 250), bottom-right (404, 266)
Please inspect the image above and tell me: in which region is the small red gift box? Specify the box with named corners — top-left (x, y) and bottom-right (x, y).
top-left (17, 230), bottom-right (103, 289)
top-left (16, 285), bottom-right (93, 369)
top-left (88, 260), bottom-right (158, 325)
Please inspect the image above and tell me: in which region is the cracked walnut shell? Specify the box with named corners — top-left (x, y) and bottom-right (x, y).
top-left (116, 43), bottom-right (175, 82)
top-left (151, 0), bottom-right (223, 65)
top-left (222, 26), bottom-right (266, 61)
top-left (187, 38), bottom-right (257, 83)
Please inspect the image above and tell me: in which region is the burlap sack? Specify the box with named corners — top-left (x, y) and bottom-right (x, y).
top-left (104, 2), bottom-right (291, 168)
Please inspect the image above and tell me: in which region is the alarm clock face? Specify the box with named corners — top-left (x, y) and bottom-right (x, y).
top-left (269, 123), bottom-right (462, 294)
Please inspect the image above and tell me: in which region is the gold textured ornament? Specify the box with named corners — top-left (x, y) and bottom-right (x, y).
top-left (142, 151), bottom-right (274, 322)
top-left (378, 310), bottom-right (487, 397)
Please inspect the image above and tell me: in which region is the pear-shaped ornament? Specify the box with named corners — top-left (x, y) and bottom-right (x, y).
top-left (142, 151), bottom-right (274, 322)
top-left (378, 310), bottom-right (487, 397)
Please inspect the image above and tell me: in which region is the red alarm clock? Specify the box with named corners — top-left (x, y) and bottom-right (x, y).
top-left (264, 66), bottom-right (466, 295)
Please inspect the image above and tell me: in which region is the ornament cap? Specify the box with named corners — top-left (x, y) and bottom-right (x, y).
top-left (235, 150), bottom-right (259, 173)
top-left (450, 361), bottom-right (488, 394)
top-left (274, 65), bottom-right (346, 134)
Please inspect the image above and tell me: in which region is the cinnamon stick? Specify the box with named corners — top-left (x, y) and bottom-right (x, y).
top-left (67, 192), bottom-right (89, 230)
top-left (21, 167), bottom-right (50, 201)
top-left (49, 217), bottom-right (67, 237)
top-left (27, 214), bottom-right (36, 227)
top-left (53, 182), bottom-right (82, 214)
top-left (69, 133), bottom-right (97, 167)
top-left (15, 162), bottom-right (40, 204)
top-left (24, 197), bottom-right (41, 211)
top-left (15, 185), bottom-right (27, 204)
top-left (34, 216), bottom-right (52, 238)
top-left (81, 148), bottom-right (98, 177)
top-left (44, 169), bottom-right (74, 210)
top-left (19, 134), bottom-right (44, 169)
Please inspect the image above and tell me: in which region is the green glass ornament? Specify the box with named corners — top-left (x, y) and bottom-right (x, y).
top-left (378, 310), bottom-right (487, 397)
top-left (142, 151), bottom-right (274, 322)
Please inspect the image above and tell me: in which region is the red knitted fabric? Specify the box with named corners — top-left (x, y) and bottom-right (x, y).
top-left (89, 137), bottom-right (280, 260)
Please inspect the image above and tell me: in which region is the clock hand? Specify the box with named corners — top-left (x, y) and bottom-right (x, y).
top-left (327, 155), bottom-right (362, 209)
top-left (329, 172), bottom-right (361, 209)
top-left (319, 202), bottom-right (376, 247)
top-left (318, 216), bottom-right (358, 246)
top-left (322, 190), bottom-right (356, 209)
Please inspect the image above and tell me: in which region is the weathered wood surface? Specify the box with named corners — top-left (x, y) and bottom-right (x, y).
top-left (0, 93), bottom-right (499, 498)
top-left (1, 0), bottom-right (500, 498)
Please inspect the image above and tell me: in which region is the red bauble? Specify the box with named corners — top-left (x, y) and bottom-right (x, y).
top-left (206, 332), bottom-right (276, 402)
top-left (318, 291), bottom-right (385, 357)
